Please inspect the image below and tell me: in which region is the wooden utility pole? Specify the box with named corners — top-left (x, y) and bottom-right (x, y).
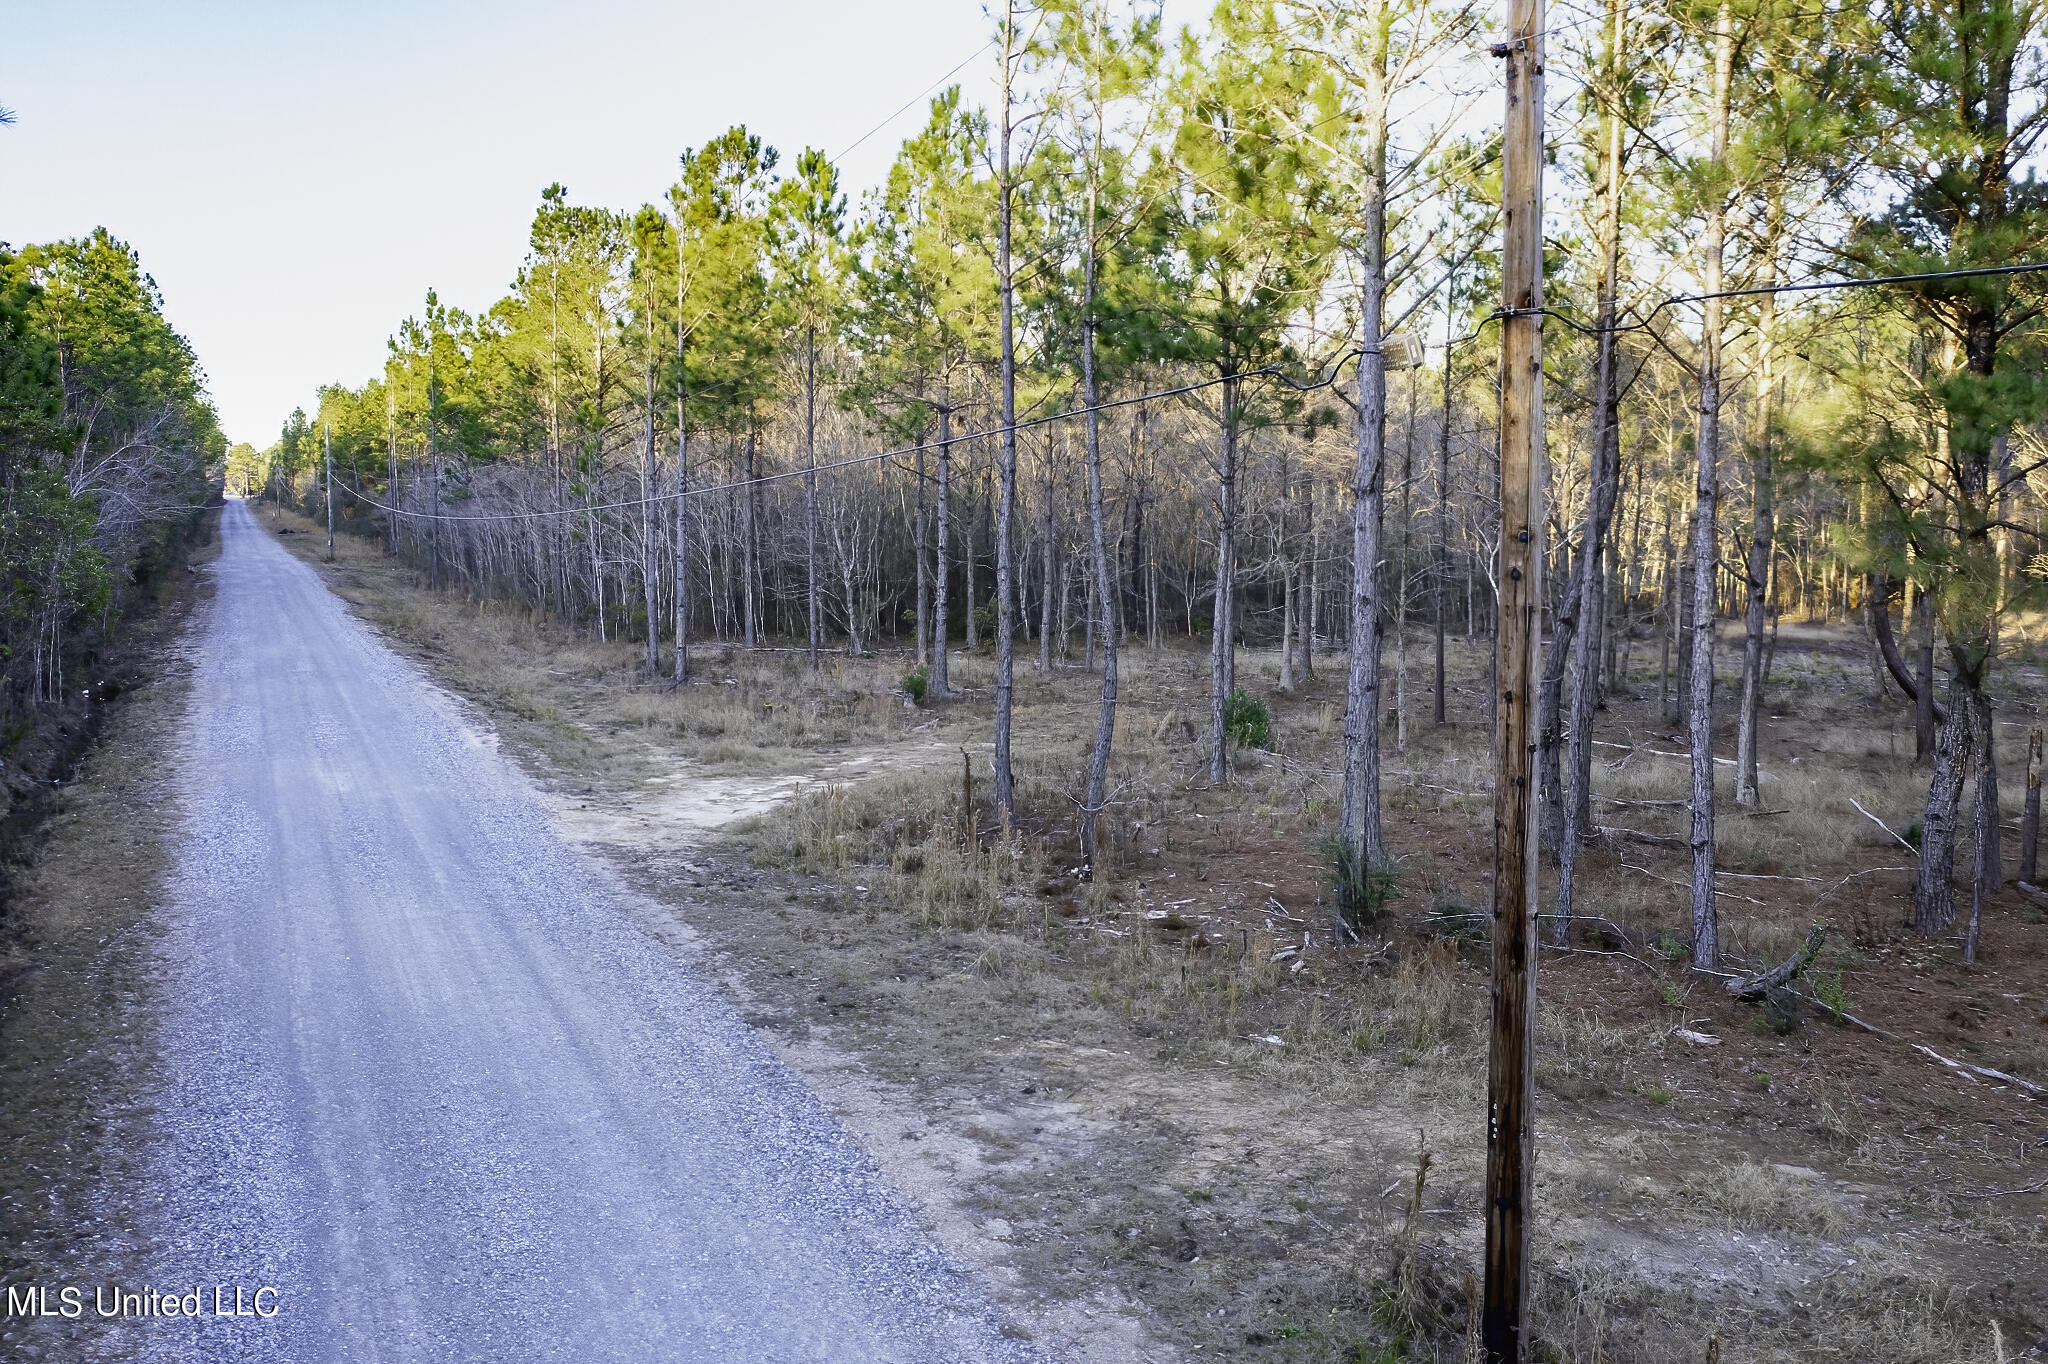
top-left (324, 423), bottom-right (335, 561)
top-left (1484, 0), bottom-right (1545, 1352)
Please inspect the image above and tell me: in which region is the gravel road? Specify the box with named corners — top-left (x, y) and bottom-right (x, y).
top-left (90, 501), bottom-right (1044, 1362)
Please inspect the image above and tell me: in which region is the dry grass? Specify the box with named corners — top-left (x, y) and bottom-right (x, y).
top-left (753, 768), bottom-right (960, 866)
top-left (0, 514), bottom-right (218, 1363)
top-left (256, 514), bottom-right (2048, 1364)
top-left (1679, 1158), bottom-right (1849, 1235)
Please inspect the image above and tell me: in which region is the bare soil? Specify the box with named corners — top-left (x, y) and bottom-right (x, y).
top-left (264, 509), bottom-right (2047, 1363)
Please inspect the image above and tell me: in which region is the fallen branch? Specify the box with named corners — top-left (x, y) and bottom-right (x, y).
top-left (1784, 988), bottom-right (2044, 1100)
top-left (1412, 781), bottom-right (1484, 799)
top-left (1598, 824), bottom-right (1687, 848)
top-left (1589, 739), bottom-right (1771, 778)
top-left (1806, 865), bottom-right (1916, 914)
top-left (1849, 798), bottom-right (1916, 854)
top-left (1618, 862), bottom-right (1768, 906)
top-left (1823, 1006), bottom-right (1897, 1039)
top-left (1540, 942), bottom-right (1663, 974)
top-left (1914, 1044), bottom-right (2046, 1099)
top-left (1725, 924), bottom-right (1826, 1000)
top-left (1264, 896), bottom-right (1306, 924)
top-left (1534, 911), bottom-right (1640, 944)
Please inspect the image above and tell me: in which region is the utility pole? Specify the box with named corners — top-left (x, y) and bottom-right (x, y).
top-left (1484, 0), bottom-right (1545, 1353)
top-left (428, 369), bottom-right (442, 589)
top-left (324, 422), bottom-right (335, 561)
top-left (806, 325), bottom-right (821, 674)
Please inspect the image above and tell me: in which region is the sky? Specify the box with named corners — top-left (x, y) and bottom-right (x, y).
top-left (2, 0), bottom-right (1196, 448)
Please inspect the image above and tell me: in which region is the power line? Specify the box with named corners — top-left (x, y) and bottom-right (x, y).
top-left (1533, 259), bottom-right (2048, 338)
top-left (324, 262), bottom-right (2048, 530)
top-left (337, 352), bottom-right (1362, 527)
top-left (1417, 258), bottom-right (2048, 354)
top-left (830, 41), bottom-right (994, 168)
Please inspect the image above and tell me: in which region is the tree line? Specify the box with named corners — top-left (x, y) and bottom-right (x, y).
top-left (0, 229), bottom-right (223, 731)
top-left (263, 0), bottom-right (2048, 963)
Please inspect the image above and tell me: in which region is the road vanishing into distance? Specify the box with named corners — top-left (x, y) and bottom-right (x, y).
top-left (95, 500), bottom-right (1039, 1362)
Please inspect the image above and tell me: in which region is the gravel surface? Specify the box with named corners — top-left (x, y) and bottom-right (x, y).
top-left (78, 501), bottom-right (1045, 1362)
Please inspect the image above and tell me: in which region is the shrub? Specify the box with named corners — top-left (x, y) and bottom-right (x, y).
top-left (1324, 833), bottom-right (1403, 931)
top-left (1223, 687), bottom-right (1272, 749)
top-left (1811, 968), bottom-right (1852, 1022)
top-left (1757, 983), bottom-right (1802, 1034)
top-left (902, 664), bottom-right (930, 705)
top-left (1423, 898), bottom-right (1488, 944)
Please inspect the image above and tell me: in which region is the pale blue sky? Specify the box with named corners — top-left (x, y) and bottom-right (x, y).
top-left (3, 1), bottom-right (1197, 446)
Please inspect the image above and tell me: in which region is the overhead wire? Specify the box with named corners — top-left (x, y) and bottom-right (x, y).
top-left (1420, 258), bottom-right (2048, 355)
top-left (1530, 259), bottom-right (2048, 339)
top-left (343, 17), bottom-right (2048, 536)
top-left (354, 262), bottom-right (2048, 527)
top-left (828, 41), bottom-right (995, 169)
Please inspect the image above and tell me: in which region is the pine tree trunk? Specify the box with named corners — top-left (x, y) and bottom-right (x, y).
top-left (1395, 371), bottom-right (1415, 752)
top-left (1434, 289), bottom-right (1453, 727)
top-left (1973, 687), bottom-right (2001, 897)
top-left (1209, 373), bottom-right (1241, 785)
top-left (2021, 725), bottom-right (2041, 885)
top-left (1538, 460), bottom-right (1585, 857)
top-left (1917, 685), bottom-right (1971, 934)
top-left (672, 291), bottom-right (691, 681)
top-left (1866, 572), bottom-right (1891, 700)
top-left (1058, 542), bottom-right (1074, 663)
top-left (1341, 37), bottom-right (1390, 861)
top-left (1041, 506), bottom-right (1057, 670)
top-left (1688, 2), bottom-right (1734, 970)
top-left (1736, 268), bottom-right (1779, 806)
top-left (741, 427), bottom-right (759, 648)
top-left (1554, 4), bottom-right (1628, 937)
top-left (1280, 554), bottom-right (1297, 691)
top-left (967, 471), bottom-right (982, 651)
top-left (1081, 189), bottom-right (1118, 873)
top-left (993, 19), bottom-right (1020, 825)
top-left (1915, 587), bottom-right (1937, 761)
top-left (914, 446), bottom-right (930, 667)
top-left (1303, 510), bottom-right (1318, 682)
top-left (641, 358), bottom-right (661, 675)
top-left (1084, 567), bottom-right (1096, 671)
